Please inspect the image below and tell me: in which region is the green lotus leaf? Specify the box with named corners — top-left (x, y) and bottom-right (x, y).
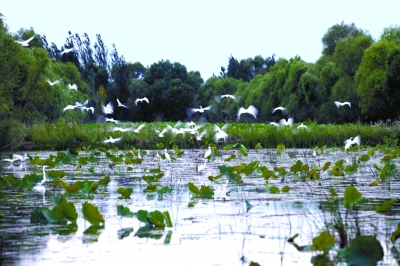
top-left (375, 198), bottom-right (397, 213)
top-left (82, 202), bottom-right (105, 226)
top-left (117, 205), bottom-right (134, 218)
top-left (345, 236), bottom-right (383, 265)
top-left (344, 186), bottom-right (362, 208)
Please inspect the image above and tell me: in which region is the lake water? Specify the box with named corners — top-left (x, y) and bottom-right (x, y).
top-left (0, 148), bottom-right (399, 265)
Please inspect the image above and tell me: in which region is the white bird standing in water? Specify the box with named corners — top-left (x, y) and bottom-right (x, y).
top-left (33, 165), bottom-right (50, 203)
top-left (334, 101), bottom-right (351, 108)
top-left (16, 35), bottom-right (35, 46)
top-left (197, 159), bottom-right (207, 173)
top-left (135, 97), bottom-right (149, 105)
top-left (214, 94), bottom-right (241, 103)
top-left (204, 146), bottom-right (212, 159)
top-left (164, 149), bottom-right (171, 162)
top-left (117, 98), bottom-right (128, 108)
top-left (344, 136), bottom-right (361, 149)
top-left (237, 105), bottom-right (258, 119)
top-left (46, 78), bottom-right (63, 86)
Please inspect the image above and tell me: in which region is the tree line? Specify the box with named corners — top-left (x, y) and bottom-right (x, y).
top-left (1, 15), bottom-right (400, 149)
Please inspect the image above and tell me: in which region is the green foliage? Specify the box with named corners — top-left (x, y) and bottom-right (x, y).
top-left (343, 186), bottom-right (362, 208)
top-left (82, 202), bottom-right (105, 226)
top-left (311, 231), bottom-right (335, 253)
top-left (117, 205), bottom-right (134, 218)
top-left (375, 198), bottom-right (397, 213)
top-left (117, 187), bottom-right (133, 198)
top-left (187, 182), bottom-right (214, 199)
top-left (135, 210), bottom-right (172, 228)
top-left (343, 236), bottom-right (384, 265)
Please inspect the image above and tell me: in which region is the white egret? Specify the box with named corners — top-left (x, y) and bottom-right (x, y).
top-left (164, 149), bottom-right (171, 162)
top-left (63, 103), bottom-right (81, 112)
top-left (214, 94), bottom-right (241, 103)
top-left (105, 118), bottom-right (119, 124)
top-left (16, 35), bottom-right (35, 46)
top-left (272, 107), bottom-right (286, 114)
top-left (133, 123), bottom-right (146, 133)
top-left (280, 118), bottom-right (294, 127)
top-left (80, 106), bottom-right (94, 114)
top-left (117, 98), bottom-right (128, 108)
top-left (60, 48), bottom-right (74, 55)
top-left (103, 136), bottom-right (122, 144)
top-left (186, 106), bottom-right (212, 117)
top-left (197, 159), bottom-right (207, 173)
top-left (334, 101), bottom-right (351, 108)
top-left (46, 78), bottom-right (63, 86)
top-left (344, 136), bottom-right (361, 150)
top-left (270, 122), bottom-right (279, 126)
top-left (33, 165), bottom-right (50, 203)
top-left (213, 124), bottom-right (229, 143)
top-left (204, 146), bottom-right (212, 160)
top-left (102, 101), bottom-right (114, 114)
top-left (237, 105), bottom-right (258, 119)
top-left (112, 127), bottom-right (133, 132)
top-left (297, 123), bottom-right (307, 130)
top-left (13, 153), bottom-right (28, 162)
top-left (195, 130), bottom-right (208, 141)
top-left (135, 97), bottom-right (149, 105)
top-left (68, 84), bottom-right (78, 91)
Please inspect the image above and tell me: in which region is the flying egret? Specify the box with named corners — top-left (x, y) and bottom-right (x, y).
top-left (80, 106), bottom-right (94, 114)
top-left (112, 127), bottom-right (133, 132)
top-left (102, 102), bottom-right (114, 114)
top-left (63, 103), bottom-right (82, 112)
top-left (280, 118), bottom-right (294, 127)
top-left (344, 136), bottom-right (361, 150)
top-left (334, 101), bottom-right (351, 108)
top-left (61, 48), bottom-right (74, 55)
top-left (213, 124), bottom-right (229, 143)
top-left (103, 136), bottom-right (122, 143)
top-left (297, 123), bottom-right (307, 130)
top-left (68, 84), bottom-right (78, 91)
top-left (117, 98), bottom-right (128, 108)
top-left (214, 94), bottom-right (241, 103)
top-left (270, 122), bottom-right (279, 126)
top-left (46, 78), bottom-right (63, 86)
top-left (105, 118), bottom-right (119, 124)
top-left (195, 129), bottom-right (208, 141)
top-left (135, 97), bottom-right (149, 105)
top-left (186, 106), bottom-right (212, 117)
top-left (272, 107), bottom-right (286, 114)
top-left (237, 105), bottom-right (258, 119)
top-left (133, 123), bottom-right (146, 133)
top-left (16, 35), bottom-right (35, 46)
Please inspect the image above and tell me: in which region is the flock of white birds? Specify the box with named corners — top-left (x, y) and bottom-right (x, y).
top-left (14, 35), bottom-right (360, 151)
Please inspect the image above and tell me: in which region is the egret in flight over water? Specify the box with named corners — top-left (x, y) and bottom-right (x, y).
top-left (214, 94), bottom-right (241, 103)
top-left (135, 97), bottom-right (149, 105)
top-left (344, 136), bottom-right (361, 149)
top-left (237, 105), bottom-right (258, 119)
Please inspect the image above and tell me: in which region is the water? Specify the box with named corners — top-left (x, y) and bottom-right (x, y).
top-left (0, 148), bottom-right (399, 265)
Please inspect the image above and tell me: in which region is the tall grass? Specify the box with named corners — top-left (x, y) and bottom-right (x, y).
top-left (22, 121), bottom-right (400, 151)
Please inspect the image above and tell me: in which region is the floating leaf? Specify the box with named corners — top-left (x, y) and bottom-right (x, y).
top-left (269, 186), bottom-right (280, 194)
top-left (390, 223), bottom-right (400, 243)
top-left (358, 154), bottom-right (370, 163)
top-left (117, 205), bottom-right (134, 218)
top-left (282, 186), bottom-right (290, 193)
top-left (117, 187), bottom-right (133, 198)
top-left (162, 211), bottom-right (173, 228)
top-left (369, 180), bottom-right (379, 186)
top-left (375, 198), bottom-right (397, 213)
top-left (312, 231), bottom-right (334, 253)
top-left (148, 210), bottom-right (166, 228)
top-left (329, 188), bottom-right (338, 196)
top-left (157, 186), bottom-right (172, 194)
top-left (41, 206), bottom-right (66, 224)
top-left (345, 164), bottom-right (358, 175)
top-left (322, 161), bottom-right (331, 172)
top-left (82, 202), bottom-right (105, 226)
top-left (345, 236), bottom-right (383, 265)
top-left (135, 210), bottom-right (149, 224)
top-left (98, 176), bottom-right (111, 186)
top-left (343, 186), bottom-right (362, 208)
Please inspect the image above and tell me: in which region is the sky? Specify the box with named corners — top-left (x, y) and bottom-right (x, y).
top-left (2, 1), bottom-right (400, 80)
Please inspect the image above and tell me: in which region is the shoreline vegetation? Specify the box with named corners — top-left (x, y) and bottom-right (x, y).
top-left (12, 120), bottom-right (400, 151)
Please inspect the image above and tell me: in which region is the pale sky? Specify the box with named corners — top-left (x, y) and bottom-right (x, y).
top-left (2, 1), bottom-right (399, 80)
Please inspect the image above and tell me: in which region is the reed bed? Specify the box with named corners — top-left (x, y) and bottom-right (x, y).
top-left (24, 120), bottom-right (400, 151)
